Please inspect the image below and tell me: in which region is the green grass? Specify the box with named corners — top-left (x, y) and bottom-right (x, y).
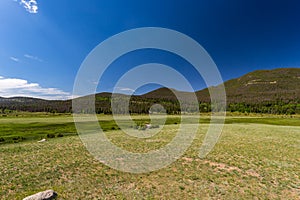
top-left (0, 114), bottom-right (299, 199)
top-left (0, 113), bottom-right (299, 144)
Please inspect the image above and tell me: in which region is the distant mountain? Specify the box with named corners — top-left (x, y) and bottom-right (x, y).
top-left (0, 96), bottom-right (47, 103)
top-left (141, 68), bottom-right (300, 104)
top-left (0, 68), bottom-right (299, 114)
top-left (196, 68), bottom-right (300, 103)
top-left (141, 87), bottom-right (194, 101)
top-left (0, 97), bottom-right (71, 113)
top-left (141, 87), bottom-right (178, 100)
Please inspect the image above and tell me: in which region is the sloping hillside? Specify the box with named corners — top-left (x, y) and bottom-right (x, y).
top-left (0, 68), bottom-right (299, 114)
top-left (196, 68), bottom-right (300, 104)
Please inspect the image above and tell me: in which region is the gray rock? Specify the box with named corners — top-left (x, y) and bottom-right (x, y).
top-left (23, 190), bottom-right (57, 200)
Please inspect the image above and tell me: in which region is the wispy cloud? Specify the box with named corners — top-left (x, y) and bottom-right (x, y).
top-left (10, 56), bottom-right (19, 62)
top-left (24, 54), bottom-right (43, 62)
top-left (0, 76), bottom-right (72, 100)
top-left (20, 0), bottom-right (38, 14)
top-left (114, 87), bottom-right (135, 93)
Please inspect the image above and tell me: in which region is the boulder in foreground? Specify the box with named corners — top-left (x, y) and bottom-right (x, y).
top-left (23, 190), bottom-right (57, 200)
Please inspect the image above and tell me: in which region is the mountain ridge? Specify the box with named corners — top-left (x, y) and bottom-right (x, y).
top-left (0, 68), bottom-right (299, 114)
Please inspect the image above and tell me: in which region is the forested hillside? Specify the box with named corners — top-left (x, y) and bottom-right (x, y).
top-left (1, 68), bottom-right (299, 115)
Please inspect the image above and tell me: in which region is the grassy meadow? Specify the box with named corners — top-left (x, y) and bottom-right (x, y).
top-left (0, 113), bottom-right (299, 199)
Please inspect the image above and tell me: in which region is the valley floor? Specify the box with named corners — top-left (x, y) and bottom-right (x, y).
top-left (0, 114), bottom-right (299, 199)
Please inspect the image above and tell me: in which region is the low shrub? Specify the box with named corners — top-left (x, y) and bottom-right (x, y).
top-left (12, 136), bottom-right (25, 143)
top-left (47, 133), bottom-right (55, 138)
top-left (56, 133), bottom-right (64, 137)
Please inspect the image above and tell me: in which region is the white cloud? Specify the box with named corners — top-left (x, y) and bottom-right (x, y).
top-left (24, 54), bottom-right (43, 62)
top-left (10, 56), bottom-right (19, 62)
top-left (0, 76), bottom-right (72, 100)
top-left (119, 87), bottom-right (135, 92)
top-left (20, 0), bottom-right (38, 14)
top-left (114, 87), bottom-right (135, 94)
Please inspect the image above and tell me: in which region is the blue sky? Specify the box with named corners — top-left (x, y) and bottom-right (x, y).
top-left (0, 0), bottom-right (299, 99)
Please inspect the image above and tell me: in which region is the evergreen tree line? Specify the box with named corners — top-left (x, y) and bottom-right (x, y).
top-left (0, 96), bottom-right (299, 115)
